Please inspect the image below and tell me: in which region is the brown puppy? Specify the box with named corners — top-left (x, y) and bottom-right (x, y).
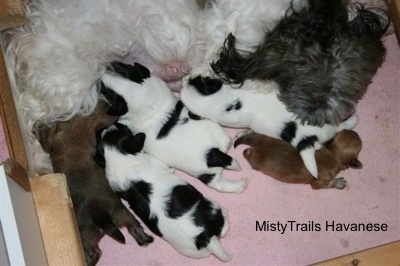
top-left (234, 130), bottom-right (363, 189)
top-left (35, 99), bottom-right (153, 266)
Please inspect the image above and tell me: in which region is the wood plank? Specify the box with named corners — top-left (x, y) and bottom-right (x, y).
top-left (3, 158), bottom-right (30, 191)
top-left (313, 241), bottom-right (400, 266)
top-left (29, 174), bottom-right (86, 266)
top-left (0, 43), bottom-right (29, 182)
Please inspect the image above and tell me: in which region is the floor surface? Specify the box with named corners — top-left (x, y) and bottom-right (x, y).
top-left (0, 34), bottom-right (399, 266)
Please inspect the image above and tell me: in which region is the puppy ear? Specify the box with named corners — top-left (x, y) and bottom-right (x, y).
top-left (120, 133), bottom-right (146, 155)
top-left (131, 63), bottom-right (151, 83)
top-left (188, 76), bottom-right (223, 96)
top-left (100, 82), bottom-right (128, 116)
top-left (109, 61), bottom-right (150, 83)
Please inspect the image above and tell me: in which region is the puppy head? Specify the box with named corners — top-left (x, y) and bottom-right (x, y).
top-left (326, 130), bottom-right (363, 169)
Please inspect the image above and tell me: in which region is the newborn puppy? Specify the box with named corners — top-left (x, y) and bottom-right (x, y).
top-left (95, 123), bottom-right (232, 261)
top-left (234, 130), bottom-right (363, 189)
top-left (35, 100), bottom-right (153, 265)
top-left (101, 62), bottom-right (247, 193)
top-left (181, 75), bottom-right (358, 178)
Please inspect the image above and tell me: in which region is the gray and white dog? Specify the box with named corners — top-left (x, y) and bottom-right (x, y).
top-left (210, 0), bottom-right (390, 126)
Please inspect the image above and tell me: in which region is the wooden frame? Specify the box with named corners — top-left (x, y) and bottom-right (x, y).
top-left (0, 0), bottom-right (399, 265)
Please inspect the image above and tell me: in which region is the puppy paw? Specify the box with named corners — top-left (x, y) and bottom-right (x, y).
top-left (231, 178), bottom-right (249, 193)
top-left (342, 114), bottom-right (359, 130)
top-left (209, 177), bottom-right (249, 193)
top-left (334, 177), bottom-right (347, 189)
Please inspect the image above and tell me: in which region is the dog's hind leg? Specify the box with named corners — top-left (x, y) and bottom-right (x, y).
top-left (198, 173), bottom-right (248, 193)
top-left (112, 203), bottom-right (154, 246)
top-left (79, 226), bottom-right (103, 266)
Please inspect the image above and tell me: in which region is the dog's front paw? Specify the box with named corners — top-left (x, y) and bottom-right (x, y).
top-left (230, 178), bottom-right (249, 193)
top-left (333, 177), bottom-right (347, 189)
top-left (343, 114), bottom-right (359, 130)
top-left (208, 177), bottom-right (249, 193)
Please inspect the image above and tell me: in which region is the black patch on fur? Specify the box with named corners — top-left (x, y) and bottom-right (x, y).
top-left (198, 174), bottom-right (215, 184)
top-left (117, 181), bottom-right (162, 237)
top-left (280, 121), bottom-right (297, 143)
top-left (193, 200), bottom-right (225, 250)
top-left (296, 136), bottom-right (318, 152)
top-left (225, 99), bottom-right (242, 112)
top-left (166, 185), bottom-right (225, 250)
top-left (188, 111), bottom-right (202, 120)
top-left (94, 124), bottom-right (146, 168)
top-left (206, 148), bottom-right (232, 168)
top-left (100, 124), bottom-right (146, 155)
top-left (109, 62), bottom-right (150, 84)
top-left (166, 185), bottom-right (202, 219)
top-left (188, 76), bottom-right (223, 96)
top-left (100, 82), bottom-right (128, 116)
top-left (157, 101), bottom-right (184, 139)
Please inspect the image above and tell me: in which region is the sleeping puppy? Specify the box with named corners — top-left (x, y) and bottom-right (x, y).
top-left (95, 123), bottom-right (232, 261)
top-left (35, 100), bottom-right (153, 265)
top-left (234, 130), bottom-right (363, 189)
top-left (100, 62), bottom-right (247, 193)
top-left (181, 75), bottom-right (359, 178)
top-left (210, 0), bottom-right (389, 126)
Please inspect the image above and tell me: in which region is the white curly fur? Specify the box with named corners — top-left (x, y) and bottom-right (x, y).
top-left (192, 0), bottom-right (308, 76)
top-left (5, 0), bottom-right (203, 174)
top-left (6, 0), bottom-right (201, 127)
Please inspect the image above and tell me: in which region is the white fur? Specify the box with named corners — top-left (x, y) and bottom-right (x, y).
top-left (6, 0), bottom-right (201, 127)
top-left (181, 77), bottom-right (359, 178)
top-left (101, 72), bottom-right (248, 193)
top-left (103, 140), bottom-right (232, 261)
top-left (193, 0), bottom-right (308, 76)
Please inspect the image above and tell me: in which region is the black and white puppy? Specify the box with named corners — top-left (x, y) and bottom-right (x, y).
top-left (100, 62), bottom-right (247, 193)
top-left (35, 100), bottom-right (153, 265)
top-left (95, 123), bottom-right (232, 261)
top-left (181, 76), bottom-right (359, 178)
top-left (210, 0), bottom-right (389, 126)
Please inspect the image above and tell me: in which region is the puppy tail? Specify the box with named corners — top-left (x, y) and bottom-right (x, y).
top-left (92, 210), bottom-right (126, 244)
top-left (299, 148), bottom-right (318, 178)
top-left (207, 236), bottom-right (232, 262)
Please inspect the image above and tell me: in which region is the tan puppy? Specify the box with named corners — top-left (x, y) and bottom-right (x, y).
top-left (234, 130), bottom-right (363, 189)
top-left (35, 99), bottom-right (153, 265)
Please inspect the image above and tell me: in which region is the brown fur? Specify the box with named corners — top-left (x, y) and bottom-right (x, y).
top-left (34, 100), bottom-right (153, 266)
top-left (234, 130), bottom-right (363, 189)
